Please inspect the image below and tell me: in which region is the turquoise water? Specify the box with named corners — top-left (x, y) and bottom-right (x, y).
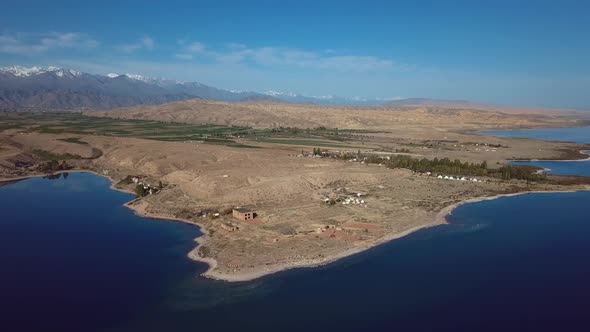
top-left (1, 126), bottom-right (590, 332)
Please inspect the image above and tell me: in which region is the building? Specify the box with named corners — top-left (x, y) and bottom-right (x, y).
top-left (232, 207), bottom-right (256, 221)
top-left (220, 222), bottom-right (239, 232)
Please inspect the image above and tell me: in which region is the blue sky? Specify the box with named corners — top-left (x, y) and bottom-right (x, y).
top-left (1, 0), bottom-right (589, 109)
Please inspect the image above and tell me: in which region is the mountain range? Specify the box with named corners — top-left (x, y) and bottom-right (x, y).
top-left (0, 65), bottom-right (410, 111)
top-left (0, 65), bottom-right (576, 114)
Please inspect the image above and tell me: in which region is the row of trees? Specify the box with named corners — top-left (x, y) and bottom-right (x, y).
top-left (496, 165), bottom-right (547, 181)
top-left (384, 156), bottom-right (489, 176)
top-left (316, 147), bottom-right (545, 182)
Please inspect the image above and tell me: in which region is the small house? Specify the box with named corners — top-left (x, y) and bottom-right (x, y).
top-left (233, 207), bottom-right (256, 221)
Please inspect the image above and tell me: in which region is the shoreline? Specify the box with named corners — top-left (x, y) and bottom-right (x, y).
top-left (2, 170), bottom-right (589, 283)
top-left (193, 186), bottom-right (589, 283)
top-left (192, 220), bottom-right (446, 282)
top-left (510, 150), bottom-right (590, 163)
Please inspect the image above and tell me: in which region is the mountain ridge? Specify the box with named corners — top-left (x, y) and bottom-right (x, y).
top-left (0, 65), bottom-right (583, 114)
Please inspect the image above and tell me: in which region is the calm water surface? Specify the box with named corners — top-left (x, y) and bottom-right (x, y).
top-left (484, 126), bottom-right (590, 176)
top-left (483, 126), bottom-right (590, 144)
top-left (1, 125), bottom-right (590, 332)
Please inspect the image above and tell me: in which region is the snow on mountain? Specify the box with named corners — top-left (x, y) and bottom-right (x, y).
top-left (0, 65), bottom-right (401, 109)
top-left (265, 90), bottom-right (298, 97)
top-left (313, 95), bottom-right (335, 100)
top-left (0, 65), bottom-right (81, 77)
top-left (124, 73), bottom-right (149, 82)
top-left (1, 65), bottom-right (49, 77)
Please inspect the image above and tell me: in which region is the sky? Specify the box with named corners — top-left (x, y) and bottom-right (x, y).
top-left (1, 0), bottom-right (589, 109)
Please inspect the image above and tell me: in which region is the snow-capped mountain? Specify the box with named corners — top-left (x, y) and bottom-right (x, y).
top-left (265, 90), bottom-right (298, 98)
top-left (0, 65), bottom-right (398, 110)
top-left (1, 65), bottom-right (82, 78)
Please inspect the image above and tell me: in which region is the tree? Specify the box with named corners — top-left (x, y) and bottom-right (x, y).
top-left (135, 185), bottom-right (146, 197)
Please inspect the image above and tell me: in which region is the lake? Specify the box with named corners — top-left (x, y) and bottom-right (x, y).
top-left (483, 126), bottom-right (590, 176)
top-left (1, 126), bottom-right (590, 332)
top-left (483, 126), bottom-right (590, 144)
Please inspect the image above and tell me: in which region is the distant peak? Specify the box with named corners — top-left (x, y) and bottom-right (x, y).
top-left (0, 65), bottom-right (81, 77)
top-left (265, 90), bottom-right (298, 97)
top-left (124, 73), bottom-right (147, 81)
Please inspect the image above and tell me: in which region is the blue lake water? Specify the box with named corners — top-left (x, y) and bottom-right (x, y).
top-left (483, 126), bottom-right (590, 176)
top-left (510, 153), bottom-right (590, 177)
top-left (483, 126), bottom-right (590, 144)
top-left (1, 126), bottom-right (590, 332)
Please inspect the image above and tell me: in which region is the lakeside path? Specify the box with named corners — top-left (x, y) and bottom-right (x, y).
top-left (2, 170), bottom-right (589, 283)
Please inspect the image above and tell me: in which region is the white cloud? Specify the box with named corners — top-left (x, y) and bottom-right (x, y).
top-left (207, 46), bottom-right (405, 72)
top-left (0, 32), bottom-right (98, 55)
top-left (187, 42), bottom-right (205, 53)
top-left (119, 36), bottom-right (155, 53)
top-left (172, 40), bottom-right (406, 72)
top-left (175, 53), bottom-right (193, 60)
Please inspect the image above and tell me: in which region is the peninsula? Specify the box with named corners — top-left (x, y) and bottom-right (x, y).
top-left (1, 103), bottom-right (589, 281)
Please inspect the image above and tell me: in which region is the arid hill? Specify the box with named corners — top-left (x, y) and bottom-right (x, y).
top-left (88, 99), bottom-right (581, 130)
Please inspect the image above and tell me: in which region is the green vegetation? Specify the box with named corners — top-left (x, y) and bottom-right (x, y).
top-left (383, 155), bottom-right (489, 176)
top-left (0, 112), bottom-right (258, 148)
top-left (135, 184), bottom-right (147, 197)
top-left (255, 137), bottom-right (360, 148)
top-left (246, 126), bottom-right (384, 147)
top-left (118, 175), bottom-right (134, 186)
top-left (348, 152), bottom-right (545, 182)
top-left (497, 165), bottom-right (547, 181)
top-left (0, 112), bottom-right (381, 149)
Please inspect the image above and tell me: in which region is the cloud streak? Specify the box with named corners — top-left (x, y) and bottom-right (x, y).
top-left (185, 43), bottom-right (410, 72)
top-left (0, 32), bottom-right (98, 55)
top-left (118, 36), bottom-right (154, 53)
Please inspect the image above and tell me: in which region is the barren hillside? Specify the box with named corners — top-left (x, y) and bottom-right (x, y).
top-left (88, 99), bottom-right (581, 130)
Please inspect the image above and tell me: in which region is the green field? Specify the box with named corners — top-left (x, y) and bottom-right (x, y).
top-left (0, 112), bottom-right (258, 148)
top-left (0, 112), bottom-right (380, 150)
top-left (251, 137), bottom-right (365, 148)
